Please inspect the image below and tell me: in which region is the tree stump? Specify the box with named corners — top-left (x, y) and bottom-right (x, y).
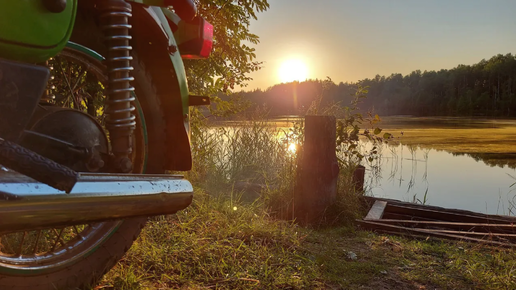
top-left (294, 115), bottom-right (339, 225)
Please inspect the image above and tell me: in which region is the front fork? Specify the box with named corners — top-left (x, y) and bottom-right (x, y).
top-left (99, 0), bottom-right (136, 173)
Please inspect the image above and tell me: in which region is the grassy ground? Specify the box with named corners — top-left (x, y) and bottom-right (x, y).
top-left (98, 190), bottom-right (516, 290)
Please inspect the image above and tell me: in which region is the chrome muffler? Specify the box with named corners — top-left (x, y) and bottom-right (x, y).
top-left (0, 172), bottom-right (193, 232)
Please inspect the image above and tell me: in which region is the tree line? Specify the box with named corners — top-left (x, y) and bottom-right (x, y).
top-left (234, 53), bottom-right (516, 117)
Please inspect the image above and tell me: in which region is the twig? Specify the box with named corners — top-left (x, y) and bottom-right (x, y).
top-left (203, 277), bottom-right (260, 289)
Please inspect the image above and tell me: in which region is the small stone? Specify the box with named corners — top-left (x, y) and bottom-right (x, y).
top-left (347, 251), bottom-right (358, 260)
top-left (380, 270), bottom-right (388, 275)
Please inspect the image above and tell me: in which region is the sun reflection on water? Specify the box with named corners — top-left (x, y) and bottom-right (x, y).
top-left (288, 143), bottom-right (297, 153)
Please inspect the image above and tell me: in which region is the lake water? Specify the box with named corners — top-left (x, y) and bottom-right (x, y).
top-left (362, 117), bottom-right (516, 216)
top-left (365, 143), bottom-right (516, 215)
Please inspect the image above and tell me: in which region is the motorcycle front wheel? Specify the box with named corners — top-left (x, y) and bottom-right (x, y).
top-left (0, 27), bottom-right (169, 290)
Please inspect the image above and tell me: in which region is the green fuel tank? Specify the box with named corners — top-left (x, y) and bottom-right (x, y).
top-left (0, 0), bottom-right (77, 63)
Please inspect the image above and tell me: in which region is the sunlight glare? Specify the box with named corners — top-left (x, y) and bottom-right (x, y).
top-left (278, 59), bottom-right (308, 83)
top-left (288, 143), bottom-right (297, 153)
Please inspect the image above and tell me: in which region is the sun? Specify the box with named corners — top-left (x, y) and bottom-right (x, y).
top-left (278, 59), bottom-right (308, 83)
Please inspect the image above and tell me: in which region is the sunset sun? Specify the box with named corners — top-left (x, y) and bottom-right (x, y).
top-left (278, 59), bottom-right (308, 83)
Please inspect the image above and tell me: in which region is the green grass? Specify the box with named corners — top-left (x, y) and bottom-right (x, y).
top-left (100, 190), bottom-right (321, 289)
top-left (99, 191), bottom-right (516, 289)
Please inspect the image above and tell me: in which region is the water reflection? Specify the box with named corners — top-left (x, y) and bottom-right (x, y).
top-left (288, 143), bottom-right (297, 153)
top-left (365, 143), bottom-right (516, 216)
top-left (452, 152), bottom-right (516, 169)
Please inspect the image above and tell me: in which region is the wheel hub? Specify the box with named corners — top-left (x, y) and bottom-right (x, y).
top-left (19, 105), bottom-right (109, 172)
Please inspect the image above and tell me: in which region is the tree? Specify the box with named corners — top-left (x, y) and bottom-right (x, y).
top-left (184, 0), bottom-right (270, 96)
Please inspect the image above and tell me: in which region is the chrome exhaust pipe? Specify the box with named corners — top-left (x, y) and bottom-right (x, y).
top-left (0, 172), bottom-right (193, 232)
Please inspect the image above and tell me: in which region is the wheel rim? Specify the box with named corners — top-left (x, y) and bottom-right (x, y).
top-left (0, 45), bottom-right (147, 274)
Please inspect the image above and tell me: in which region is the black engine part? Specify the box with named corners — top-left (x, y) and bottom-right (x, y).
top-left (0, 58), bottom-right (49, 142)
top-left (19, 105), bottom-right (109, 172)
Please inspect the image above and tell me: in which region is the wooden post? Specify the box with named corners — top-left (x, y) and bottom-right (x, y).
top-left (353, 165), bottom-right (365, 192)
top-left (294, 115), bottom-right (339, 225)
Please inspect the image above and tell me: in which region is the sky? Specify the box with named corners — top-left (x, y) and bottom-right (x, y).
top-left (242, 0), bottom-right (516, 90)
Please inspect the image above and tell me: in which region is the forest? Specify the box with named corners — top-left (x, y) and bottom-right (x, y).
top-left (233, 53), bottom-right (516, 117)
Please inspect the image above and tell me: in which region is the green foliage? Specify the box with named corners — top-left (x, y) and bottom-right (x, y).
top-left (293, 79), bottom-right (387, 224)
top-left (184, 0), bottom-right (270, 121)
top-left (305, 77), bottom-right (341, 116)
top-left (100, 94), bottom-right (515, 290)
top-left (357, 53), bottom-right (516, 116)
top-left (239, 79), bottom-right (355, 116)
top-left (49, 56), bottom-right (106, 122)
top-left (271, 77), bottom-right (391, 167)
top-left (231, 53), bottom-right (516, 118)
top-left (335, 84), bottom-right (392, 167)
top-left (392, 237), bottom-right (516, 289)
top-left (185, 0), bottom-right (269, 95)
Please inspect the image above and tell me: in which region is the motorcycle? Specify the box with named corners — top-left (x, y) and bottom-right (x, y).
top-left (0, 0), bottom-right (212, 289)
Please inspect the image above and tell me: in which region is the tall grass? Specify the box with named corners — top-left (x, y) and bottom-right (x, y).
top-left (101, 190), bottom-right (320, 289)
top-left (187, 110), bottom-right (298, 209)
top-left (187, 105), bottom-right (368, 225)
